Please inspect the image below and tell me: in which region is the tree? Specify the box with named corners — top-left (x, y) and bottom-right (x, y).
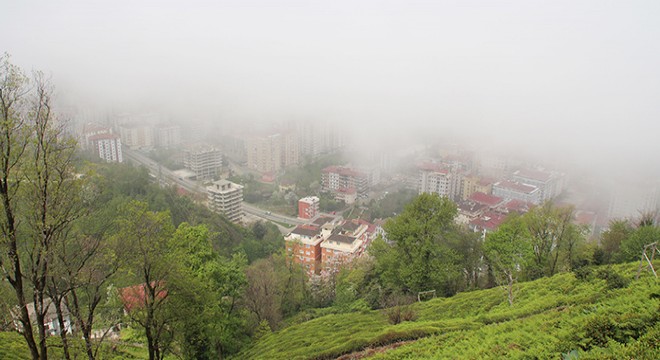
top-left (0, 54), bottom-right (83, 360)
top-left (599, 219), bottom-right (634, 264)
top-left (116, 201), bottom-right (175, 360)
top-left (243, 257), bottom-right (281, 331)
top-left (524, 202), bottom-right (585, 278)
top-left (371, 193), bottom-right (462, 296)
top-left (484, 216), bottom-right (532, 306)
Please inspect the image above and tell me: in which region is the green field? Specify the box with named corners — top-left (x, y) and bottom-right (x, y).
top-left (237, 262), bottom-right (660, 359)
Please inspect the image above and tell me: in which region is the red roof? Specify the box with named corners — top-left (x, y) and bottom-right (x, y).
top-left (469, 192), bottom-right (503, 207)
top-left (477, 177), bottom-right (496, 186)
top-left (575, 211), bottom-right (597, 226)
top-left (119, 282), bottom-right (167, 312)
top-left (502, 199), bottom-right (533, 213)
top-left (470, 211), bottom-right (507, 232)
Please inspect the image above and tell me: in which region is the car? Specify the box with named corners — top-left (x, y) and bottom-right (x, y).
top-left (265, 211), bottom-right (271, 215)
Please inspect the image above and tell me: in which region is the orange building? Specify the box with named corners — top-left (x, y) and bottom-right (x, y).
top-left (285, 225), bottom-right (323, 274)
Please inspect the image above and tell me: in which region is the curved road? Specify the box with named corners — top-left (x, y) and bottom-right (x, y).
top-left (124, 149), bottom-right (303, 232)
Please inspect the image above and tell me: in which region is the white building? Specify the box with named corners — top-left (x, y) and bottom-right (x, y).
top-left (183, 145), bottom-right (223, 181)
top-left (418, 163), bottom-right (462, 201)
top-left (492, 180), bottom-right (541, 205)
top-left (89, 133), bottom-right (123, 163)
top-left (207, 180), bottom-right (244, 222)
top-left (512, 168), bottom-right (565, 202)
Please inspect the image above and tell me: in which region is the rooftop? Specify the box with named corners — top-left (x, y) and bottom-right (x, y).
top-left (514, 169), bottom-right (553, 182)
top-left (495, 180), bottom-right (538, 194)
top-left (469, 192), bottom-right (504, 207)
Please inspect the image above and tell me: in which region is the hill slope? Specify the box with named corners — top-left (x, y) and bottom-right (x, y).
top-left (238, 262), bottom-right (660, 359)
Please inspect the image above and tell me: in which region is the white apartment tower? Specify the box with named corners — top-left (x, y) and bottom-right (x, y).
top-left (207, 180), bottom-right (244, 223)
top-left (183, 146), bottom-right (223, 181)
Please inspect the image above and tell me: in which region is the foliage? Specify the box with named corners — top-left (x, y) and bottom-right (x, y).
top-left (484, 216), bottom-right (532, 305)
top-left (371, 193), bottom-right (462, 296)
top-left (237, 262), bottom-right (660, 360)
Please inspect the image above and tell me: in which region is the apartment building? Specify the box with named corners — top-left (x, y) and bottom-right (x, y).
top-left (492, 180), bottom-right (542, 205)
top-left (207, 180), bottom-right (243, 223)
top-left (513, 168), bottom-right (564, 202)
top-left (321, 166), bottom-right (369, 197)
top-left (298, 196), bottom-right (320, 219)
top-left (417, 163), bottom-right (462, 201)
top-left (183, 145), bottom-right (223, 181)
top-left (285, 225), bottom-right (324, 275)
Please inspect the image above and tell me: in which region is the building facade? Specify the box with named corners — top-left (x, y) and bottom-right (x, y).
top-left (207, 180), bottom-right (244, 222)
top-left (492, 180), bottom-right (541, 205)
top-left (183, 145), bottom-right (223, 180)
top-left (298, 196), bottom-right (320, 219)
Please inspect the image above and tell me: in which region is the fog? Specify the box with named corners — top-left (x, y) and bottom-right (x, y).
top-left (3, 1), bottom-right (660, 196)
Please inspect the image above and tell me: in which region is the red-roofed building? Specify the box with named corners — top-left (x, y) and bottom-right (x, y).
top-left (499, 199), bottom-right (533, 214)
top-left (469, 211), bottom-right (508, 237)
top-left (469, 192), bottom-right (504, 208)
top-left (119, 282), bottom-right (168, 314)
top-left (298, 196), bottom-right (320, 219)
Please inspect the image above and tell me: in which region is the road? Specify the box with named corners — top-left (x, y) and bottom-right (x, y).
top-left (124, 148), bottom-right (302, 233)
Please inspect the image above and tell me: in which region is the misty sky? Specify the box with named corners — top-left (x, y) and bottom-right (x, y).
top-left (2, 0), bottom-right (660, 175)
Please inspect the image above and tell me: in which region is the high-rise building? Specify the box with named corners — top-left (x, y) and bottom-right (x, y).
top-left (118, 124), bottom-right (154, 150)
top-left (89, 133), bottom-right (123, 163)
top-left (512, 168), bottom-right (565, 202)
top-left (155, 124), bottom-right (182, 149)
top-left (321, 166), bottom-right (369, 197)
top-left (418, 163), bottom-right (462, 201)
top-left (207, 180), bottom-right (243, 223)
top-left (183, 145), bottom-right (223, 181)
top-left (245, 131), bottom-right (300, 173)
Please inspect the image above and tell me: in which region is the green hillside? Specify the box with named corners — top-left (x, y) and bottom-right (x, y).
top-left (237, 262), bottom-right (660, 359)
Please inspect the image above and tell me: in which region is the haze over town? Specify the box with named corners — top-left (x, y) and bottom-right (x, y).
top-left (2, 0), bottom-right (660, 214)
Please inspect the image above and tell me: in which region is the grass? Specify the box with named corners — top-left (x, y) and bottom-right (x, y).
top-left (237, 262), bottom-right (660, 359)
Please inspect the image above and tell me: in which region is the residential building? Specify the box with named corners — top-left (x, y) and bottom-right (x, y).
top-left (183, 145), bottom-right (223, 180)
top-left (207, 180), bottom-right (244, 222)
top-left (246, 133), bottom-right (283, 173)
top-left (513, 168), bottom-right (565, 202)
top-left (89, 133), bottom-right (123, 163)
top-left (320, 219), bottom-right (378, 274)
top-left (155, 124), bottom-right (182, 148)
top-left (418, 163), bottom-right (462, 201)
top-left (321, 166), bottom-right (369, 197)
top-left (285, 225), bottom-right (324, 275)
top-left (492, 180), bottom-right (542, 205)
top-left (14, 298), bottom-right (74, 336)
top-left (469, 210), bottom-right (508, 238)
top-left (298, 196), bottom-right (320, 219)
top-left (118, 124), bottom-right (154, 149)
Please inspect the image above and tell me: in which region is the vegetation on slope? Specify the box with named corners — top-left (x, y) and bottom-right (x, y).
top-left (237, 262), bottom-right (660, 359)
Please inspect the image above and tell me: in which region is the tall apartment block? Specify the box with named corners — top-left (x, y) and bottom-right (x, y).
top-left (183, 145), bottom-right (223, 181)
top-left (207, 180), bottom-right (244, 223)
top-left (417, 163), bottom-right (462, 201)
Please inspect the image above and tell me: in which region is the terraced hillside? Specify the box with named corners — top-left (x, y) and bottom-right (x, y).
top-left (237, 262), bottom-right (660, 359)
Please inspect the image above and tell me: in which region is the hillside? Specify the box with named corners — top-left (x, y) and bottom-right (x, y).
top-left (237, 262), bottom-right (660, 359)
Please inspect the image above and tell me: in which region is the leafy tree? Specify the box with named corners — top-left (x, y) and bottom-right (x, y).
top-left (484, 216), bottom-right (532, 305)
top-left (619, 225), bottom-right (660, 263)
top-left (0, 54), bottom-right (84, 360)
top-left (116, 201), bottom-right (175, 360)
top-left (599, 219), bottom-right (634, 264)
top-left (371, 193), bottom-right (461, 296)
top-left (524, 202), bottom-right (585, 278)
